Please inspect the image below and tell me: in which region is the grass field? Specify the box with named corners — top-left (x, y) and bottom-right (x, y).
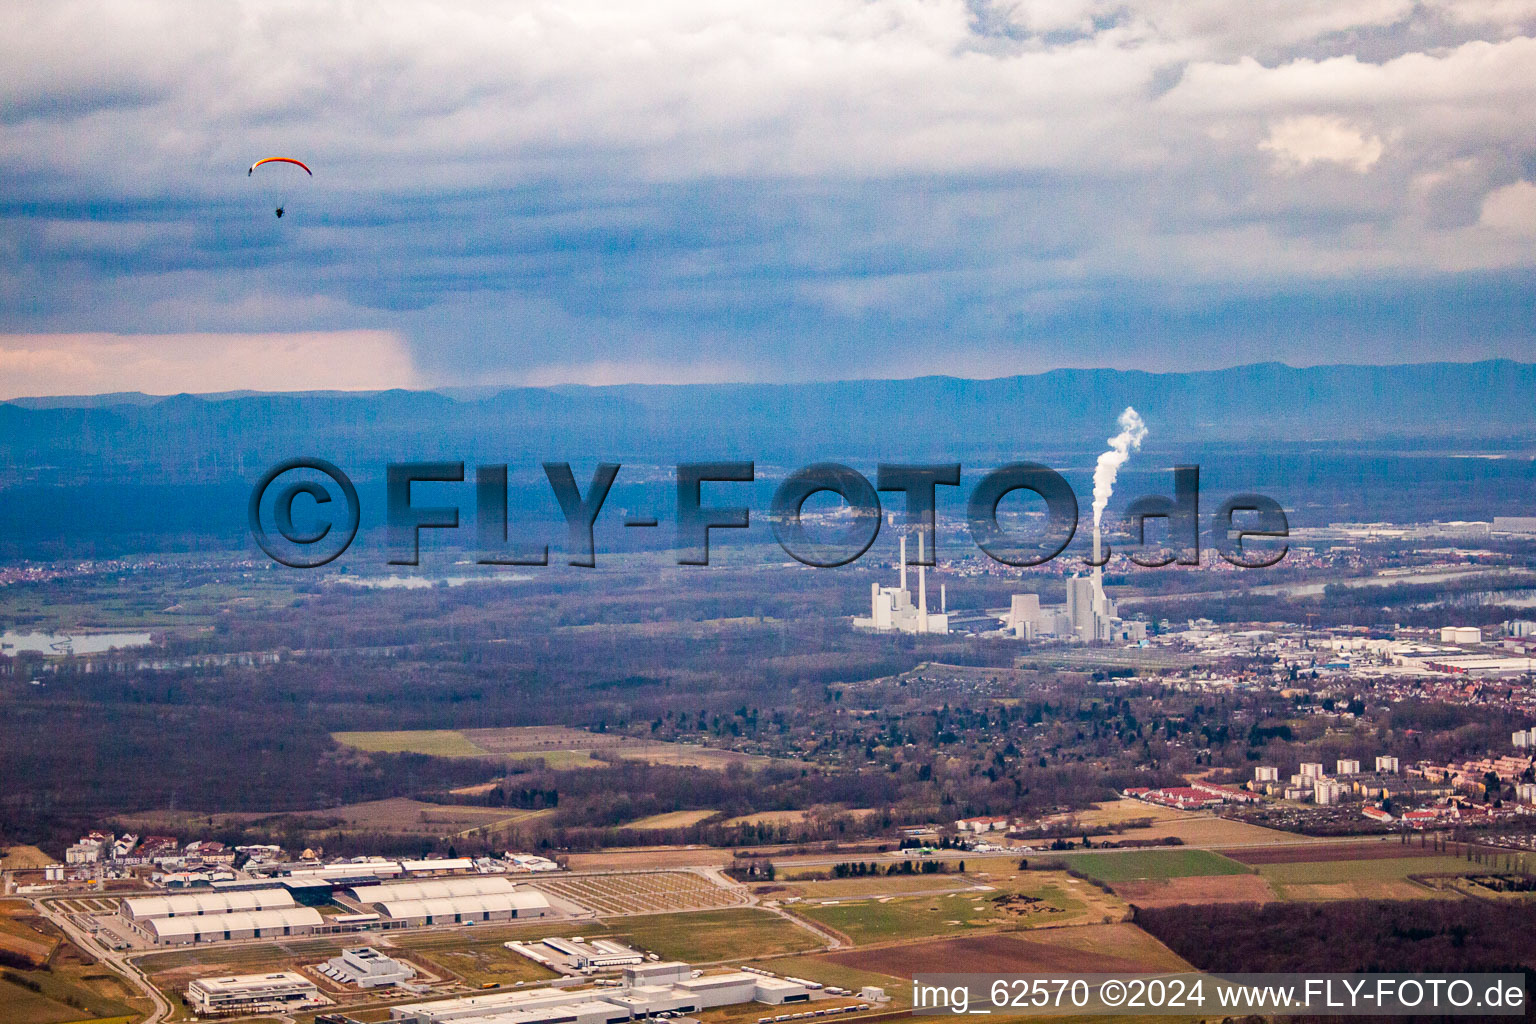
top-left (1258, 854), bottom-right (1477, 900)
top-left (622, 810), bottom-right (720, 829)
top-left (333, 725), bottom-right (788, 771)
top-left (796, 876), bottom-right (1085, 944)
top-left (331, 729), bottom-right (491, 757)
top-left (0, 845), bottom-right (56, 870)
top-left (1052, 799), bottom-right (1191, 827)
top-left (0, 929), bottom-right (143, 1024)
top-left (403, 940), bottom-right (560, 987)
top-left (775, 874), bottom-right (974, 898)
top-left (605, 908), bottom-right (822, 963)
top-left (721, 808), bottom-right (878, 828)
top-left (563, 848), bottom-right (736, 870)
top-left (0, 901), bottom-right (62, 965)
top-left (1057, 849), bottom-right (1251, 883)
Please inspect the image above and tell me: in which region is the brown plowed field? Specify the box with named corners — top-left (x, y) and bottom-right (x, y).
top-left (1112, 873), bottom-right (1278, 907)
top-left (821, 924), bottom-right (1188, 978)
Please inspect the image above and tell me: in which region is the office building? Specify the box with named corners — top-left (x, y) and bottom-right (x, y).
top-left (185, 972), bottom-right (320, 1016)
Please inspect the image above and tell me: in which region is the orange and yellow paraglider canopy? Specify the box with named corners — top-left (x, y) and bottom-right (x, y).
top-left (247, 157), bottom-right (312, 176)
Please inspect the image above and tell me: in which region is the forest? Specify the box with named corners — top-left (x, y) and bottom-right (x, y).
top-left (1138, 900), bottom-right (1536, 973)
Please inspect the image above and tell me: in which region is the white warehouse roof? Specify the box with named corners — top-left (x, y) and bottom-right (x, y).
top-left (401, 858), bottom-right (477, 873)
top-left (376, 891), bottom-right (550, 921)
top-left (351, 876), bottom-right (516, 904)
top-left (146, 906), bottom-right (323, 941)
top-left (124, 889), bottom-right (295, 920)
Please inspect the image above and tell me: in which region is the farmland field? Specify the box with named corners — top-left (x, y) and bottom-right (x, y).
top-left (1111, 873), bottom-right (1279, 907)
top-left (1053, 799), bottom-right (1191, 827)
top-left (606, 908), bottom-right (823, 963)
top-left (0, 924), bottom-right (144, 1024)
top-left (823, 924), bottom-right (1190, 977)
top-left (563, 847), bottom-right (736, 871)
top-left (1257, 854), bottom-right (1477, 900)
top-left (1056, 849), bottom-right (1251, 883)
top-left (331, 729), bottom-right (491, 757)
top-left (1223, 840), bottom-right (1476, 865)
top-left (1086, 815), bottom-right (1302, 847)
top-left (529, 870), bottom-right (746, 915)
top-left (622, 810), bottom-right (720, 829)
top-left (334, 725), bottom-right (791, 771)
top-left (721, 808), bottom-right (878, 828)
top-left (0, 901), bottom-right (62, 965)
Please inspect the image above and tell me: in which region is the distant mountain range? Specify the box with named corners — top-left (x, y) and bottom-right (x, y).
top-left (1, 361), bottom-right (1532, 488)
top-left (0, 360), bottom-right (1532, 558)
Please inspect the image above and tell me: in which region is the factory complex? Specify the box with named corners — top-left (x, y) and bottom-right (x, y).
top-left (120, 874), bottom-right (554, 945)
top-left (392, 961), bottom-right (811, 1024)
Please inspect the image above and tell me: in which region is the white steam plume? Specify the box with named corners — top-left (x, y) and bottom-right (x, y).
top-left (1092, 406), bottom-right (1148, 534)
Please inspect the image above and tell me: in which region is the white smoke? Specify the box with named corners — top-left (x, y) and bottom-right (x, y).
top-left (1092, 406), bottom-right (1148, 534)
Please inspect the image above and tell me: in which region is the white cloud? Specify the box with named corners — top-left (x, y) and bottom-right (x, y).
top-left (1259, 115), bottom-right (1384, 173)
top-left (1479, 180), bottom-right (1536, 236)
top-left (3, 1), bottom-right (1536, 383)
top-left (0, 331), bottom-right (418, 398)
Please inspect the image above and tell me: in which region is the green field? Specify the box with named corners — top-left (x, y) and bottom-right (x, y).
top-left (797, 881), bottom-right (1083, 945)
top-left (0, 971), bottom-right (139, 1024)
top-left (606, 909), bottom-right (822, 963)
top-left (1259, 855), bottom-right (1477, 885)
top-left (331, 729), bottom-right (491, 757)
top-left (1057, 849), bottom-right (1250, 883)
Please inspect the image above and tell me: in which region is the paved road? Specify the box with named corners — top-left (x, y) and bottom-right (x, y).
top-left (31, 895), bottom-right (172, 1024)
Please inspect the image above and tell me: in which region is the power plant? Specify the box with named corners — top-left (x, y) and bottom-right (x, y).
top-left (1002, 406), bottom-right (1148, 644)
top-left (854, 533), bottom-right (949, 634)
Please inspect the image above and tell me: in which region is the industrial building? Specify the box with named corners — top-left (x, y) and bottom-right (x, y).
top-left (349, 876), bottom-right (551, 926)
top-left (853, 534), bottom-right (948, 635)
top-left (391, 961), bottom-right (809, 1024)
top-left (122, 889), bottom-right (296, 923)
top-left (1002, 552), bottom-right (1145, 644)
top-left (185, 972), bottom-right (321, 1016)
top-left (139, 906), bottom-right (324, 945)
top-left (369, 891), bottom-right (550, 927)
top-left (318, 946), bottom-right (417, 988)
top-left (511, 936), bottom-right (646, 971)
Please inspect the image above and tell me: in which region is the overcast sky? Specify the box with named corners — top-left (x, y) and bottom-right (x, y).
top-left (3, 0), bottom-right (1536, 395)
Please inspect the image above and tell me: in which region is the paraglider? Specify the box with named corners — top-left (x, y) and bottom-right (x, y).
top-left (247, 157), bottom-right (312, 177)
top-left (248, 157), bottom-right (311, 218)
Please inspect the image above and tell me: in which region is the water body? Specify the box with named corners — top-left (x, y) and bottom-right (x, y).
top-left (0, 630), bottom-right (153, 654)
